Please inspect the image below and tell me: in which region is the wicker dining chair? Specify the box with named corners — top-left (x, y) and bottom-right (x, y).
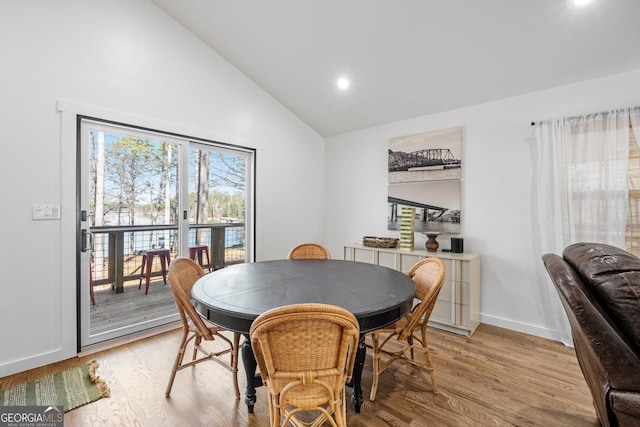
top-left (165, 257), bottom-right (240, 398)
top-left (250, 303), bottom-right (360, 427)
top-left (366, 257), bottom-right (445, 401)
top-left (287, 242), bottom-right (332, 260)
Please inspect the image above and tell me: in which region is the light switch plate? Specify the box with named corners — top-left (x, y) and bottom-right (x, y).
top-left (33, 204), bottom-right (61, 220)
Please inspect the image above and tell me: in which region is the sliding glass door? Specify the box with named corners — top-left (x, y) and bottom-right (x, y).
top-left (79, 118), bottom-right (254, 350)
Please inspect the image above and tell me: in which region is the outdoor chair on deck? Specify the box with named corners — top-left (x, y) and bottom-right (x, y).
top-left (250, 303), bottom-right (359, 427)
top-left (287, 242), bottom-right (332, 260)
top-left (165, 257), bottom-right (240, 398)
top-left (189, 245), bottom-right (212, 272)
top-left (138, 248), bottom-right (171, 294)
top-left (366, 257), bottom-right (445, 401)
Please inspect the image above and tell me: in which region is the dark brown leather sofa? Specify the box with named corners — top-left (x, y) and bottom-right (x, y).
top-left (542, 243), bottom-right (640, 427)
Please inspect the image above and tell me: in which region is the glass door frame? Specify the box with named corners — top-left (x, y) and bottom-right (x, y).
top-left (79, 118), bottom-right (189, 349)
top-left (78, 117), bottom-right (255, 351)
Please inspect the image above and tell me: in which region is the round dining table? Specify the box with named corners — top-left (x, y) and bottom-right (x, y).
top-left (191, 258), bottom-right (416, 413)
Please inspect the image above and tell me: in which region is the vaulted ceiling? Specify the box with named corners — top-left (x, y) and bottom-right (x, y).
top-left (151, 0), bottom-right (640, 137)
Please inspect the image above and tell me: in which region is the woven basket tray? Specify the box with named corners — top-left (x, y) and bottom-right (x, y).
top-left (363, 236), bottom-right (399, 248)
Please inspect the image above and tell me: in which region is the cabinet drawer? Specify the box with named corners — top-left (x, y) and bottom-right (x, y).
top-left (437, 279), bottom-right (454, 303)
top-left (437, 280), bottom-right (472, 305)
top-left (431, 300), bottom-right (473, 328)
top-left (432, 298), bottom-right (454, 325)
top-left (441, 258), bottom-right (471, 284)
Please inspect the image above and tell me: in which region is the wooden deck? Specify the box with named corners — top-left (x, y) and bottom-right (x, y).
top-left (90, 280), bottom-right (177, 335)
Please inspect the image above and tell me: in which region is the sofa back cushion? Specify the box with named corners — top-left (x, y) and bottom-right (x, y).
top-left (563, 242), bottom-right (640, 355)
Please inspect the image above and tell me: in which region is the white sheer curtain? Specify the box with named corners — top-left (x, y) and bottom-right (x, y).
top-left (532, 109), bottom-right (630, 345)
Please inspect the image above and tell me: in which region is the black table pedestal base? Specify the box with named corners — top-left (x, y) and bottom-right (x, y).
top-left (348, 336), bottom-right (367, 413)
top-left (241, 335), bottom-right (260, 413)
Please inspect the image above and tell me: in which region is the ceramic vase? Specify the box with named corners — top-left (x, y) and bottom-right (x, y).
top-left (425, 233), bottom-right (439, 252)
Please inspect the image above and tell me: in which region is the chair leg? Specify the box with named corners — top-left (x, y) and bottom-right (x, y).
top-left (409, 334), bottom-right (414, 360)
top-left (138, 254), bottom-right (147, 289)
top-left (160, 253), bottom-right (169, 284)
top-left (334, 388), bottom-right (346, 427)
top-left (232, 332), bottom-right (241, 399)
top-left (422, 327), bottom-right (438, 393)
top-left (370, 332), bottom-right (381, 401)
top-left (144, 254), bottom-right (153, 294)
top-left (166, 328), bottom-right (190, 396)
top-left (269, 393), bottom-right (280, 427)
top-left (341, 387), bottom-right (348, 427)
top-left (193, 333), bottom-right (201, 361)
top-left (204, 249), bottom-right (211, 272)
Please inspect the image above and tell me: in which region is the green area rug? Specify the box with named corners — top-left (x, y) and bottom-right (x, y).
top-left (0, 360), bottom-right (110, 412)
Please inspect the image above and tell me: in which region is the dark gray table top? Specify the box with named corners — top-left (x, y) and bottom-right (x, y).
top-left (192, 259), bottom-right (416, 334)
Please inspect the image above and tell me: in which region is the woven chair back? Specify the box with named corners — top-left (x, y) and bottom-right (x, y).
top-left (398, 257), bottom-right (445, 341)
top-left (249, 303), bottom-right (359, 394)
top-left (287, 242), bottom-right (332, 260)
top-left (167, 257), bottom-right (214, 341)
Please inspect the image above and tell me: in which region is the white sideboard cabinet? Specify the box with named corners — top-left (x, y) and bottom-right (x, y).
top-left (343, 243), bottom-right (480, 336)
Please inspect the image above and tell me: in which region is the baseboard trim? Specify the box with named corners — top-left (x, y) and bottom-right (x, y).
top-left (480, 314), bottom-right (559, 342)
top-left (77, 322), bottom-right (182, 357)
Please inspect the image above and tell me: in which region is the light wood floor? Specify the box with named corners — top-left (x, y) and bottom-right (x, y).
top-left (1, 324), bottom-right (598, 426)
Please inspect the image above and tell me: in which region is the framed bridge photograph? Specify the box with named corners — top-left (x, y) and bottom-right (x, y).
top-left (387, 127), bottom-right (462, 234)
top-left (388, 127), bottom-right (461, 183)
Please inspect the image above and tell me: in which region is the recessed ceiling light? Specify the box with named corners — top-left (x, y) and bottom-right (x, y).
top-left (567, 0), bottom-right (596, 9)
top-left (336, 77), bottom-right (350, 90)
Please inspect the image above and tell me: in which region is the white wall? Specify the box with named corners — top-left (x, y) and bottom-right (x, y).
top-left (0, 0), bottom-right (325, 376)
top-left (324, 69), bottom-right (640, 340)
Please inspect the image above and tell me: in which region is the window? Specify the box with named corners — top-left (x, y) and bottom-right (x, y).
top-left (626, 125), bottom-right (640, 256)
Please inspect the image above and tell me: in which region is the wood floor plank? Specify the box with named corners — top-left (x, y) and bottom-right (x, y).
top-left (1, 324), bottom-right (598, 426)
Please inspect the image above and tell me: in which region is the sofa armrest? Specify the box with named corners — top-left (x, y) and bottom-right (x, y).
top-left (543, 253), bottom-right (640, 391)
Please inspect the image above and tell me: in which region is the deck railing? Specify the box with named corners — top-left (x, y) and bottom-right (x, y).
top-left (90, 223), bottom-right (245, 293)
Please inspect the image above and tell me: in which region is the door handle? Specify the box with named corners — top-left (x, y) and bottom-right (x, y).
top-left (81, 229), bottom-right (94, 252)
